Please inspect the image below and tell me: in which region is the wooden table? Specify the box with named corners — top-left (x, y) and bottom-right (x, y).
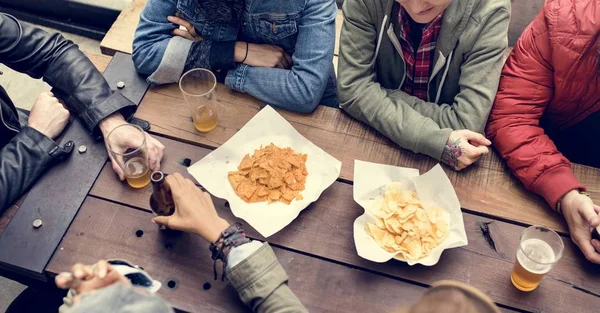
top-left (0, 52), bottom-right (595, 312)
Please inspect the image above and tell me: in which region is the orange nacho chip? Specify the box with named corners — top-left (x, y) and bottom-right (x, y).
top-left (228, 144), bottom-right (308, 205)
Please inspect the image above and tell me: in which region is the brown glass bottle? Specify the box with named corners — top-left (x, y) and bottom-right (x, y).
top-left (149, 171), bottom-right (175, 217)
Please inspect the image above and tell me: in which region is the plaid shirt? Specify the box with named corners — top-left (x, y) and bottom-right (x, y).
top-left (398, 8), bottom-right (443, 101)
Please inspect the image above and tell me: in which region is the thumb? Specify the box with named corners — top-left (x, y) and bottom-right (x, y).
top-left (462, 131), bottom-right (492, 146)
top-left (152, 216), bottom-right (170, 227)
top-left (579, 203), bottom-right (600, 228)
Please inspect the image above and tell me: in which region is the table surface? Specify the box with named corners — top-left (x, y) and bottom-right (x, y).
top-left (0, 53), bottom-right (578, 313)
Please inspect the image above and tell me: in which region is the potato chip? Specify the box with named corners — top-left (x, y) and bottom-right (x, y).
top-left (375, 218), bottom-right (385, 230)
top-left (366, 223), bottom-right (386, 242)
top-left (404, 238), bottom-right (422, 260)
top-left (228, 144), bottom-right (308, 204)
top-left (365, 183), bottom-right (449, 261)
top-left (383, 219), bottom-right (396, 234)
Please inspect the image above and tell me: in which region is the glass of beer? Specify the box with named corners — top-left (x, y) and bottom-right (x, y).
top-left (179, 68), bottom-right (218, 132)
top-left (106, 124), bottom-right (151, 189)
top-left (511, 225), bottom-right (564, 292)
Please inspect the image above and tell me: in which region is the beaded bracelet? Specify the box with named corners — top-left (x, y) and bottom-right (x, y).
top-left (209, 222), bottom-right (250, 281)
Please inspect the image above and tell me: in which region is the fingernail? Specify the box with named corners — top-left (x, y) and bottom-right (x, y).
top-left (167, 16), bottom-right (174, 21)
top-left (75, 269), bottom-right (83, 278)
top-left (99, 269), bottom-right (106, 278)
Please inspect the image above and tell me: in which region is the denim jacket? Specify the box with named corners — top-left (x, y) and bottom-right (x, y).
top-left (133, 0), bottom-right (338, 112)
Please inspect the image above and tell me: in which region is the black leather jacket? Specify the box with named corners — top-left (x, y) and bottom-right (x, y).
top-left (0, 14), bottom-right (136, 211)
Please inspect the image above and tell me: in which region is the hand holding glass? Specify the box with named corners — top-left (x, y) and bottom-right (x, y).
top-left (106, 124), bottom-right (151, 189)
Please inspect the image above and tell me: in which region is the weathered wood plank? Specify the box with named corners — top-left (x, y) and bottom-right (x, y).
top-left (0, 196), bottom-right (25, 238)
top-left (0, 53), bottom-right (109, 272)
top-left (47, 197), bottom-right (434, 313)
top-left (134, 84), bottom-right (590, 233)
top-left (100, 0), bottom-right (145, 55)
top-left (89, 135), bottom-right (600, 313)
top-left (87, 53), bottom-right (112, 73)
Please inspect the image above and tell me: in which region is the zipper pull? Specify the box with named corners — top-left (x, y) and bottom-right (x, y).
top-left (49, 140), bottom-right (74, 161)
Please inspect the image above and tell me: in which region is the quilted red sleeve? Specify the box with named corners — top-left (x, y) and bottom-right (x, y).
top-left (486, 12), bottom-right (584, 209)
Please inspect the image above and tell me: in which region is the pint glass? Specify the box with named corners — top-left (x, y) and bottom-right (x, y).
top-left (179, 68), bottom-right (218, 133)
top-left (511, 226), bottom-right (564, 292)
top-left (106, 124), bottom-right (151, 189)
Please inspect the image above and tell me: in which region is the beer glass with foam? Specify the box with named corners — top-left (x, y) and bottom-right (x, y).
top-left (511, 226), bottom-right (564, 292)
top-left (179, 69), bottom-right (218, 133)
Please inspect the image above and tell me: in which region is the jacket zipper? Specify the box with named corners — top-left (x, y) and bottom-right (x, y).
top-left (386, 26), bottom-right (406, 90)
top-left (434, 51), bottom-right (453, 104)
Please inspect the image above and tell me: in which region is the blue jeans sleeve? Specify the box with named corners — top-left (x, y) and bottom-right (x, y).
top-left (133, 0), bottom-right (177, 74)
top-left (133, 0), bottom-right (196, 84)
top-left (225, 0), bottom-right (337, 113)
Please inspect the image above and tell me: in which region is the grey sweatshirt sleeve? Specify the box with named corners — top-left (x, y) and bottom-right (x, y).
top-left (337, 0), bottom-right (451, 160)
top-left (389, 7), bottom-right (510, 133)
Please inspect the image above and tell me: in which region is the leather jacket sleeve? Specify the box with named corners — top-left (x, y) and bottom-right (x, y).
top-left (0, 127), bottom-right (64, 211)
top-left (0, 13), bottom-right (136, 136)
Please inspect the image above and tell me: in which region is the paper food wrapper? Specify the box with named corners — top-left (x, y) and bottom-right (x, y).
top-left (188, 106), bottom-right (342, 237)
top-left (353, 160), bottom-right (467, 266)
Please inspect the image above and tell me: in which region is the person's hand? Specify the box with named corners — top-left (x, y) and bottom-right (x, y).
top-left (167, 15), bottom-right (203, 41)
top-left (28, 91), bottom-right (70, 139)
top-left (55, 260), bottom-right (130, 304)
top-left (561, 190), bottom-right (600, 263)
top-left (99, 113), bottom-right (165, 181)
top-left (440, 130), bottom-right (491, 171)
top-left (152, 173), bottom-right (230, 242)
top-left (235, 42), bottom-right (292, 69)
top-left (166, 14), bottom-right (291, 69)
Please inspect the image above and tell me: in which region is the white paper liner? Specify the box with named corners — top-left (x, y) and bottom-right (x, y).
top-left (353, 160), bottom-right (468, 265)
top-left (188, 106), bottom-right (342, 237)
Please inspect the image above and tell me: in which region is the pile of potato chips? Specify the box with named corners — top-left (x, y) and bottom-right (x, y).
top-left (365, 182), bottom-right (449, 261)
top-left (228, 144), bottom-right (308, 204)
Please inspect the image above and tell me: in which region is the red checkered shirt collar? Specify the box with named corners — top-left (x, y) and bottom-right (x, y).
top-left (397, 6), bottom-right (443, 101)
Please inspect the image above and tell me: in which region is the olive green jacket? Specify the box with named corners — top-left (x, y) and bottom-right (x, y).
top-left (227, 243), bottom-right (307, 313)
top-left (337, 0), bottom-right (510, 159)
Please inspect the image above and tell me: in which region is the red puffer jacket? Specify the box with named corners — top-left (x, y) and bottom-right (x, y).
top-left (486, 0), bottom-right (600, 209)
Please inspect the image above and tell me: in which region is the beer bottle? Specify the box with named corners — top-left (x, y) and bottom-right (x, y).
top-left (149, 171), bottom-right (175, 217)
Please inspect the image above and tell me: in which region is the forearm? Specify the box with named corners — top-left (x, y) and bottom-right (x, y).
top-left (225, 65), bottom-right (329, 113)
top-left (0, 128), bottom-right (57, 211)
top-left (387, 88), bottom-right (493, 133)
top-left (489, 124), bottom-right (583, 208)
top-left (225, 0), bottom-right (335, 113)
top-left (341, 90), bottom-right (451, 159)
top-left (184, 40), bottom-right (237, 74)
top-left (0, 15), bottom-right (136, 134)
top-left (226, 243), bottom-right (308, 313)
